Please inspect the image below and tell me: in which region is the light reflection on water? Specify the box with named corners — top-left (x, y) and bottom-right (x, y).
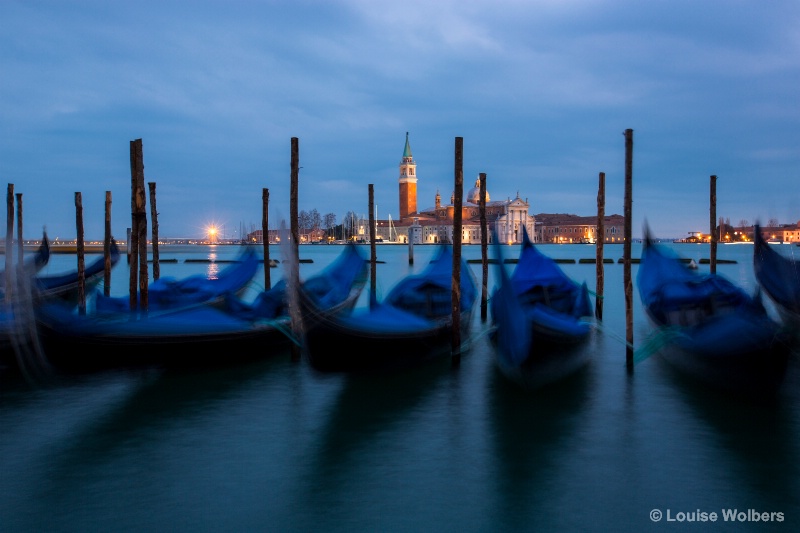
top-left (2, 243), bottom-right (798, 532)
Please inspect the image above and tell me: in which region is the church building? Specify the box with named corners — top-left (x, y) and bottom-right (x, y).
top-left (390, 132), bottom-right (535, 245)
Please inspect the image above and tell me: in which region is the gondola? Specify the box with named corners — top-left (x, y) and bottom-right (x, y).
top-left (92, 244), bottom-right (259, 313)
top-left (300, 245), bottom-right (477, 373)
top-left (0, 232), bottom-right (50, 294)
top-left (637, 225), bottom-right (791, 398)
top-left (489, 227), bottom-right (594, 389)
top-left (0, 233), bottom-right (51, 357)
top-left (753, 223), bottom-right (800, 331)
top-left (33, 240), bottom-right (121, 302)
top-left (34, 243), bottom-right (368, 372)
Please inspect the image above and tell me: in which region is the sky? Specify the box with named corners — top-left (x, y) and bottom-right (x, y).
top-left (1, 0), bottom-right (798, 242)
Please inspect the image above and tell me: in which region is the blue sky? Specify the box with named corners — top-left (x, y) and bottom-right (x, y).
top-left (1, 0), bottom-right (798, 241)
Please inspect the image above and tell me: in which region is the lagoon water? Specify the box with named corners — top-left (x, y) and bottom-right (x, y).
top-left (1, 242), bottom-right (799, 532)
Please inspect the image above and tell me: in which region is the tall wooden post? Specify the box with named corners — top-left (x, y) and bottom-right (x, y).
top-left (15, 193), bottom-right (24, 279)
top-left (262, 188), bottom-right (270, 290)
top-left (452, 137), bottom-right (464, 365)
top-left (149, 182), bottom-right (160, 281)
top-left (479, 172), bottom-right (488, 322)
top-left (290, 137), bottom-right (300, 261)
top-left (129, 141), bottom-right (141, 310)
top-left (289, 137), bottom-right (301, 361)
top-left (137, 178), bottom-right (148, 311)
top-left (5, 184), bottom-right (14, 299)
top-left (623, 129), bottom-right (634, 371)
top-left (129, 139), bottom-right (148, 311)
top-left (710, 175), bottom-right (717, 274)
top-left (104, 191), bottom-right (112, 297)
top-left (75, 192), bottom-right (87, 315)
top-left (14, 193), bottom-right (27, 328)
top-left (596, 172), bottom-right (605, 321)
top-left (368, 184), bottom-right (377, 309)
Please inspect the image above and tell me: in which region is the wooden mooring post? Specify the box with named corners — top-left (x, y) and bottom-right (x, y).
top-left (149, 182), bottom-right (160, 281)
top-left (368, 184), bottom-right (377, 308)
top-left (262, 188), bottom-right (271, 290)
top-left (451, 137), bottom-right (464, 366)
top-left (129, 138), bottom-right (149, 311)
top-left (596, 172), bottom-right (605, 321)
top-left (623, 129), bottom-right (634, 372)
top-left (104, 191), bottom-right (112, 296)
top-left (479, 172), bottom-right (488, 323)
top-left (15, 193), bottom-right (24, 283)
top-left (710, 175), bottom-right (717, 274)
top-left (289, 137), bottom-right (301, 361)
top-left (6, 184), bottom-right (14, 298)
top-left (74, 192), bottom-right (87, 315)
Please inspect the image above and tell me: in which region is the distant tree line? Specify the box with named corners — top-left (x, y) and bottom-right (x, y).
top-left (296, 209), bottom-right (366, 241)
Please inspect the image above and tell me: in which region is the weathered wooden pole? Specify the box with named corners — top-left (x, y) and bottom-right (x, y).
top-left (75, 192), bottom-right (87, 315)
top-left (14, 193), bottom-right (27, 318)
top-left (710, 174), bottom-right (717, 274)
top-left (479, 172), bottom-right (488, 322)
top-left (126, 227), bottom-right (132, 264)
top-left (368, 184), bottom-right (377, 309)
top-left (452, 137), bottom-right (464, 365)
top-left (290, 137), bottom-right (300, 261)
top-left (408, 231), bottom-right (414, 264)
top-left (137, 177), bottom-right (148, 311)
top-left (290, 137), bottom-right (301, 361)
top-left (15, 193), bottom-right (24, 278)
top-left (595, 171), bottom-right (605, 321)
top-left (262, 188), bottom-right (270, 289)
top-left (5, 184), bottom-right (14, 298)
top-left (148, 182), bottom-right (160, 281)
top-left (104, 191), bottom-right (112, 296)
top-left (129, 141), bottom-right (141, 309)
top-left (623, 129), bottom-right (634, 371)
top-left (129, 138), bottom-right (148, 311)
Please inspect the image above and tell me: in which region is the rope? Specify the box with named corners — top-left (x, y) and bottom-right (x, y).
top-left (261, 318), bottom-right (302, 347)
top-left (585, 317), bottom-right (680, 365)
top-left (632, 327), bottom-right (681, 364)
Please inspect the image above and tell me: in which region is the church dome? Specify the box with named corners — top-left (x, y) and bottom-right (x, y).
top-left (466, 177), bottom-right (489, 204)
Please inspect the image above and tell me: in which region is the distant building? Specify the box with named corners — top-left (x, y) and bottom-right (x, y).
top-left (754, 222), bottom-right (800, 243)
top-left (675, 221), bottom-right (800, 243)
top-left (391, 132), bottom-right (535, 244)
top-left (535, 213), bottom-right (626, 244)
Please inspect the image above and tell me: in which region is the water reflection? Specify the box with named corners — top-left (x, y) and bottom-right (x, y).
top-left (298, 360), bottom-right (453, 530)
top-left (207, 252), bottom-right (220, 279)
top-left (665, 356), bottom-right (800, 510)
top-left (486, 360), bottom-right (592, 530)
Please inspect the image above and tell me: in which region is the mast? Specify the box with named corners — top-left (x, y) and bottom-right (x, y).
top-left (388, 214), bottom-right (396, 241)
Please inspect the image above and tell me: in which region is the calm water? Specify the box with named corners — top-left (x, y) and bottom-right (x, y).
top-left (1, 242), bottom-right (799, 532)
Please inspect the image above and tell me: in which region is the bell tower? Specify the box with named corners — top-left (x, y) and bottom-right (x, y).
top-left (398, 132), bottom-right (417, 220)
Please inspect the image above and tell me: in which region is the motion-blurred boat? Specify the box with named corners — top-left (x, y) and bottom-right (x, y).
top-left (753, 223), bottom-right (800, 332)
top-left (490, 227), bottom-right (594, 389)
top-left (300, 245), bottom-right (477, 373)
top-left (34, 244), bottom-right (367, 372)
top-left (637, 225), bottom-right (790, 398)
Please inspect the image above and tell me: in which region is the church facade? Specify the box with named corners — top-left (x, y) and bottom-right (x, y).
top-left (388, 132), bottom-right (535, 245)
